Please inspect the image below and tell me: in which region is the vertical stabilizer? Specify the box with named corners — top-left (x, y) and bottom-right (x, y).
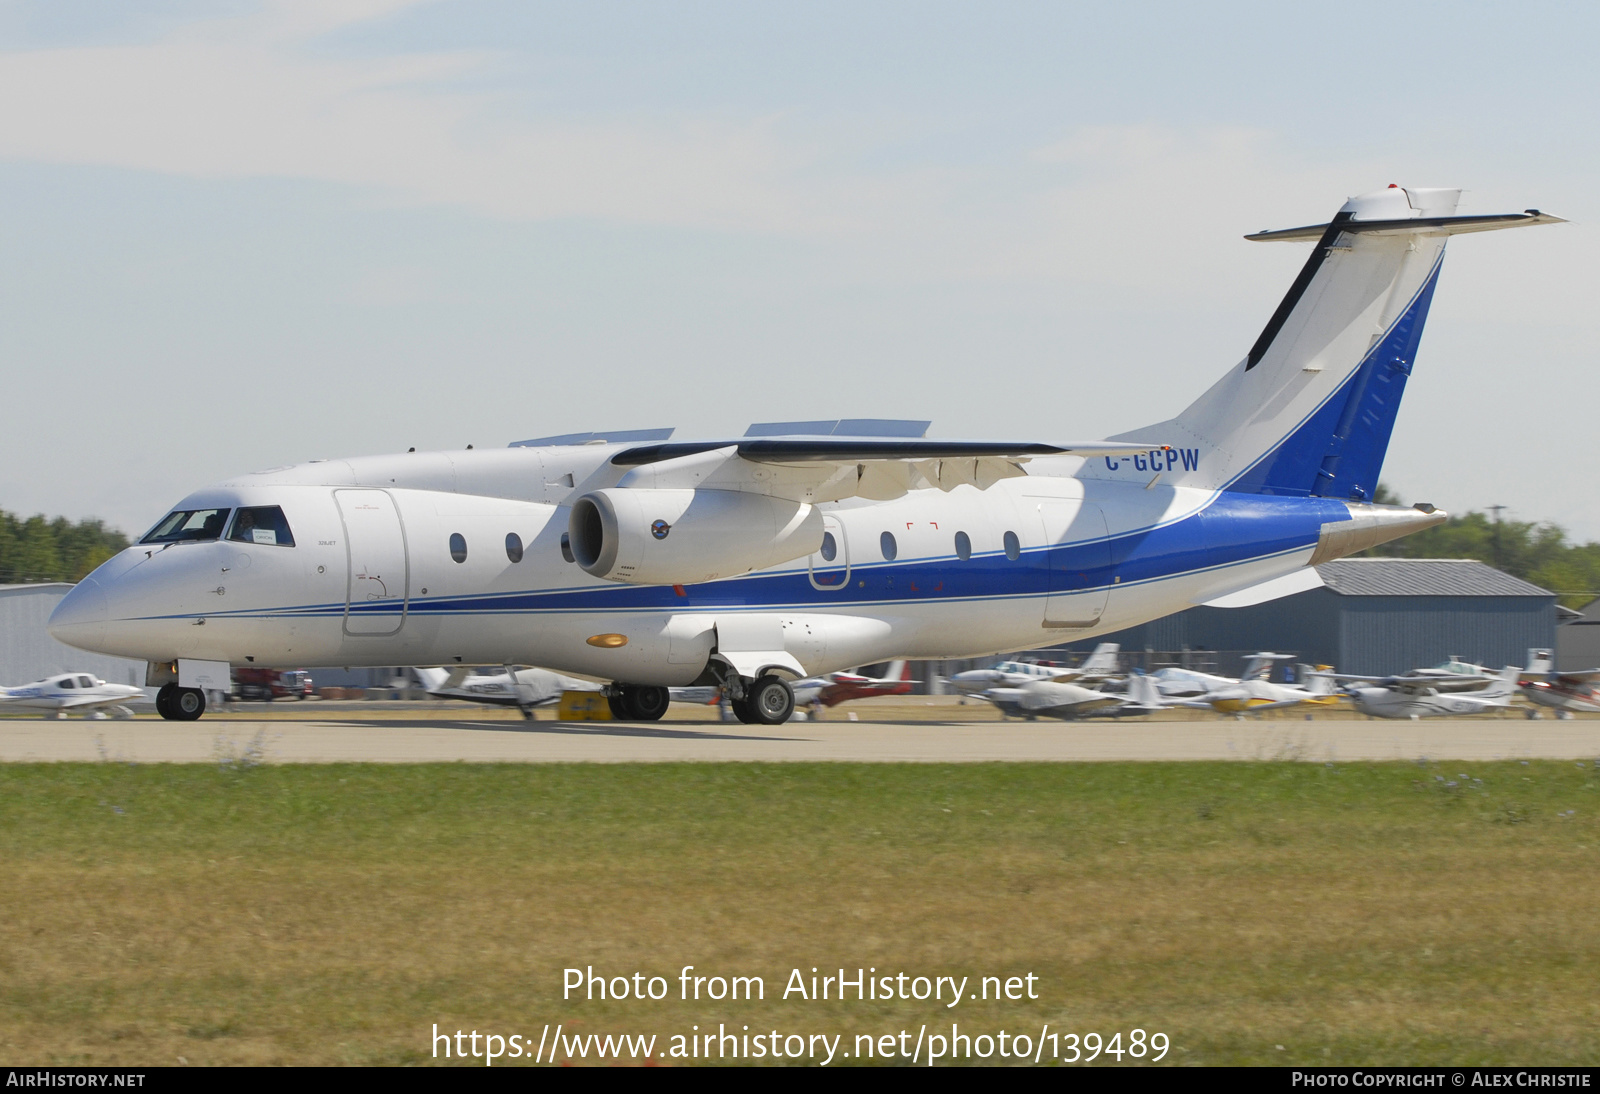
top-left (1098, 188), bottom-right (1562, 500)
top-left (1484, 666), bottom-right (1521, 701)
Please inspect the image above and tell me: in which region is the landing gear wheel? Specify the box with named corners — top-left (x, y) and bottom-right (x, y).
top-left (730, 696), bottom-right (754, 724)
top-left (630, 685), bottom-right (670, 722)
top-left (748, 675), bottom-right (795, 726)
top-left (607, 684), bottom-right (673, 722)
top-left (156, 684), bottom-right (176, 720)
top-left (170, 687), bottom-right (206, 721)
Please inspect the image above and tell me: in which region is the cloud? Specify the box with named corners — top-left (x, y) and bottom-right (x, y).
top-left (0, 0), bottom-right (827, 231)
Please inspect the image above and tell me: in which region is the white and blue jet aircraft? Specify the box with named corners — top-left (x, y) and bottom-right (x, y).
top-left (48, 186), bottom-right (1562, 726)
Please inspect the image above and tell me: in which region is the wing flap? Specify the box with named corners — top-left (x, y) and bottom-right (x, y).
top-left (611, 439), bottom-right (1167, 502)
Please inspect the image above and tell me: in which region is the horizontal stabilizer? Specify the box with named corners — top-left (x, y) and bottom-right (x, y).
top-left (1247, 211), bottom-right (1565, 242)
top-left (1200, 566), bottom-right (1324, 608)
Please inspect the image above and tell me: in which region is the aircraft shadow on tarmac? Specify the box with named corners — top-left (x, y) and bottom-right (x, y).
top-left (310, 717), bottom-right (807, 742)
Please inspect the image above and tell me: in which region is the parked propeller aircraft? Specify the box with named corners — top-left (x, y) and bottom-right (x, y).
top-left (1158, 665), bottom-right (1340, 716)
top-left (48, 186), bottom-right (1562, 725)
top-left (1518, 648), bottom-right (1600, 719)
top-left (1144, 653), bottom-right (1297, 699)
top-left (1326, 665), bottom-right (1522, 719)
top-left (415, 665), bottom-right (717, 718)
top-left (787, 661), bottom-right (912, 707)
top-left (0, 674), bottom-right (146, 719)
top-left (950, 643), bottom-right (1121, 694)
top-left (980, 671), bottom-right (1162, 721)
top-left (412, 665), bottom-right (596, 718)
top-left (817, 661), bottom-right (914, 707)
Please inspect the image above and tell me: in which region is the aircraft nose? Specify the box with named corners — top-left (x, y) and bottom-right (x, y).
top-left (49, 577), bottom-right (108, 650)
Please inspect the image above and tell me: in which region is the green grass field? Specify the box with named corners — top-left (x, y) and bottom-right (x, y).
top-left (3, 760), bottom-right (1598, 1066)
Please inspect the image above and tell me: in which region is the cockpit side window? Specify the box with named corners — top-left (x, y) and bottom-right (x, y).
top-left (58, 677), bottom-right (75, 689)
top-left (140, 508), bottom-right (232, 544)
top-left (227, 506), bottom-right (296, 547)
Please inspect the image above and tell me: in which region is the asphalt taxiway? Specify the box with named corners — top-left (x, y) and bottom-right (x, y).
top-left (1, 709), bottom-right (1594, 763)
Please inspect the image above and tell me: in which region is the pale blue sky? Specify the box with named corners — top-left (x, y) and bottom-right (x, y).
top-left (1, 1), bottom-right (1594, 537)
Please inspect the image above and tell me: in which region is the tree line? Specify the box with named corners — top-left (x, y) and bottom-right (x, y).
top-left (1365, 486), bottom-right (1600, 609)
top-left (0, 509), bottom-right (130, 585)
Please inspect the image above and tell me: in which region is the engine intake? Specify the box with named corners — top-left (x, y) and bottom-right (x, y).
top-left (568, 488), bottom-right (823, 585)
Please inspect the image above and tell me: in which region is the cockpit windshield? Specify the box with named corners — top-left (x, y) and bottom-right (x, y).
top-left (228, 506), bottom-right (296, 547)
top-left (140, 508), bottom-right (232, 544)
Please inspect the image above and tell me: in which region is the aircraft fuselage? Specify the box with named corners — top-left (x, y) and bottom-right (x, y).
top-left (50, 445), bottom-right (1362, 686)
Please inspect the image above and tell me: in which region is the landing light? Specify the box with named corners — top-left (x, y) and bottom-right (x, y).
top-left (586, 633), bottom-right (628, 648)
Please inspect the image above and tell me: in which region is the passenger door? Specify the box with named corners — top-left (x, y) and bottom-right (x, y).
top-left (335, 489), bottom-right (410, 636)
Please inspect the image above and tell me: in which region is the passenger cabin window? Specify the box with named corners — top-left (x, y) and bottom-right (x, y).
top-left (227, 506), bottom-right (296, 547)
top-left (505, 533), bottom-right (524, 564)
top-left (820, 532), bottom-right (838, 562)
top-left (880, 531), bottom-right (897, 561)
top-left (1003, 530), bottom-right (1021, 561)
top-left (449, 533), bottom-right (468, 564)
top-left (140, 508), bottom-right (231, 544)
top-left (954, 531), bottom-right (971, 561)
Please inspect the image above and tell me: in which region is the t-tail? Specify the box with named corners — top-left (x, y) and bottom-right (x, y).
top-left (1077, 642), bottom-right (1121, 677)
top-left (1483, 666), bottom-right (1522, 702)
top-left (1101, 186), bottom-right (1562, 552)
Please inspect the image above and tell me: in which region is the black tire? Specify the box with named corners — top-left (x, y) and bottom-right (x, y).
top-left (155, 684), bottom-right (177, 720)
top-left (171, 687), bottom-right (206, 721)
top-left (729, 696), bottom-right (755, 724)
top-left (607, 692), bottom-right (630, 720)
top-left (631, 685), bottom-right (670, 722)
top-left (748, 675), bottom-right (795, 726)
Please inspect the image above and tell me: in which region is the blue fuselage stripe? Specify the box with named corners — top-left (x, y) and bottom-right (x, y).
top-left (166, 492), bottom-right (1342, 623)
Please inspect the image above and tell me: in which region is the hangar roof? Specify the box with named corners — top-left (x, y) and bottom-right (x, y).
top-left (1315, 558), bottom-right (1552, 598)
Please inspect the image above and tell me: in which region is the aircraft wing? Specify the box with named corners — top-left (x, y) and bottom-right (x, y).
top-left (609, 439), bottom-right (1172, 502)
top-left (1230, 695), bottom-right (1329, 712)
top-left (1312, 671), bottom-right (1489, 695)
top-left (1029, 695), bottom-right (1127, 719)
top-left (55, 694), bottom-right (128, 709)
top-left (1522, 668), bottom-right (1600, 683)
top-left (1393, 676), bottom-right (1492, 695)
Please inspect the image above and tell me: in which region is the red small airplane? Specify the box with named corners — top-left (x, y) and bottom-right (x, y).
top-left (809, 661), bottom-right (914, 707)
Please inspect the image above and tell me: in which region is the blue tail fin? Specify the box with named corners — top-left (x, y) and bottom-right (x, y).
top-left (1102, 187), bottom-right (1561, 499)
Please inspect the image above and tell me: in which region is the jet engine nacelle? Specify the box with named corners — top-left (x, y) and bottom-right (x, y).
top-left (568, 488), bottom-right (824, 585)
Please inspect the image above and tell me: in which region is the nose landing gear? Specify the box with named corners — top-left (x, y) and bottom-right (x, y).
top-left (155, 684), bottom-right (207, 721)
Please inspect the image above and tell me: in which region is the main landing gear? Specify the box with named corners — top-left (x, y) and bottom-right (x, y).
top-left (155, 684), bottom-right (206, 721)
top-left (603, 674), bottom-right (797, 725)
top-left (727, 674), bottom-right (795, 726)
top-left (606, 684), bottom-right (671, 722)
